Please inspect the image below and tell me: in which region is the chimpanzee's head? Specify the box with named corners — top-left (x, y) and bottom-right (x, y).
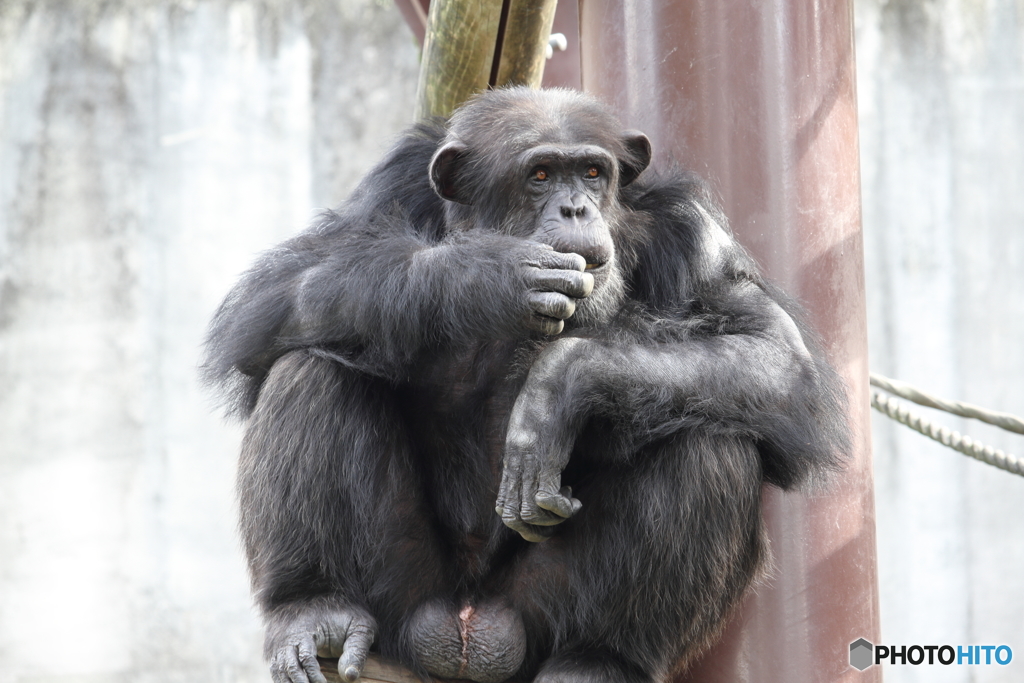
top-left (429, 87), bottom-right (652, 324)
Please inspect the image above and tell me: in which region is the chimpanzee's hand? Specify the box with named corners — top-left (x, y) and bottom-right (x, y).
top-left (496, 340), bottom-right (584, 541)
top-left (520, 243), bottom-right (594, 335)
top-left (266, 605), bottom-right (375, 683)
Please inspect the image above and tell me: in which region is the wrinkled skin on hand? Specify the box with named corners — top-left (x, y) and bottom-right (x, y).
top-left (496, 339), bottom-right (584, 542)
top-left (520, 244), bottom-right (594, 336)
top-left (265, 604), bottom-right (376, 683)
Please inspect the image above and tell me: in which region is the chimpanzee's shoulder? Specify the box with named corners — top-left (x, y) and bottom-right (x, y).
top-left (620, 169), bottom-right (758, 309)
top-left (321, 120), bottom-right (449, 241)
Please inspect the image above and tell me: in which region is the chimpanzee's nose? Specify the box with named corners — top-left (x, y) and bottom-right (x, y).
top-left (559, 194), bottom-right (588, 219)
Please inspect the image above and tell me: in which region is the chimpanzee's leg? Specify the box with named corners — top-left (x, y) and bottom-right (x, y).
top-left (508, 430), bottom-right (766, 683)
top-left (238, 349), bottom-right (451, 675)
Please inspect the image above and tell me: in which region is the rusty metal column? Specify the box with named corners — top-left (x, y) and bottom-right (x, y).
top-left (579, 2), bottom-right (880, 681)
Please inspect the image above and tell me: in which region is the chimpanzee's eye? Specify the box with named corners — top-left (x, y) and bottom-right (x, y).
top-left (586, 166), bottom-right (600, 179)
top-left (533, 168), bottom-right (549, 181)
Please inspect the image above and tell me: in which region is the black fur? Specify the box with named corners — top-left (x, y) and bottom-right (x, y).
top-left (203, 88), bottom-right (848, 683)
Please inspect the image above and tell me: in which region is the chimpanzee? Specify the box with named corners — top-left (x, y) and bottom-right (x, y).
top-left (203, 87), bottom-right (848, 683)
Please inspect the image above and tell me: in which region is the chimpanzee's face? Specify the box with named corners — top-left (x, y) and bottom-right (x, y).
top-left (517, 142), bottom-right (618, 272)
top-left (428, 88), bottom-right (653, 326)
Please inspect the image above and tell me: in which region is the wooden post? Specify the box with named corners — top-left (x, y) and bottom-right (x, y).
top-left (318, 654), bottom-right (431, 683)
top-left (414, 0), bottom-right (558, 120)
top-left (415, 0), bottom-right (504, 119)
top-left (493, 0), bottom-right (558, 89)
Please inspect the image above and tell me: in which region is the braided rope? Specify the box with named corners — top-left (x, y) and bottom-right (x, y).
top-left (870, 373), bottom-right (1024, 435)
top-left (871, 391), bottom-right (1024, 478)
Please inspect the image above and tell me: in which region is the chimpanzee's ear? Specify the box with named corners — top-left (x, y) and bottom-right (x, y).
top-left (619, 131), bottom-right (652, 187)
top-left (429, 141), bottom-right (472, 204)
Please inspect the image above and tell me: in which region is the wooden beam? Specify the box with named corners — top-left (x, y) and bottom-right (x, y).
top-left (494, 0), bottom-right (558, 89)
top-left (414, 0), bottom-right (559, 120)
top-left (318, 654), bottom-right (436, 683)
top-left (414, 0), bottom-right (504, 120)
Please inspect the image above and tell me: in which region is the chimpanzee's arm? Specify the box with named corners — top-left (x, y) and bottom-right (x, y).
top-left (496, 176), bottom-right (850, 541)
top-left (496, 281), bottom-right (849, 541)
top-left (284, 224), bottom-right (592, 358)
top-left (201, 127), bottom-right (592, 416)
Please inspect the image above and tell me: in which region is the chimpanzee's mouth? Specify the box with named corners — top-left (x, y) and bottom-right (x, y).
top-left (585, 261), bottom-right (604, 271)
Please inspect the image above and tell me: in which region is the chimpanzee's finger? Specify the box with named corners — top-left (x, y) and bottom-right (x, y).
top-left (496, 450), bottom-right (523, 520)
top-left (531, 469), bottom-right (580, 520)
top-left (534, 489), bottom-right (578, 520)
top-left (271, 645), bottom-right (311, 683)
top-left (563, 486), bottom-right (583, 516)
top-left (521, 500), bottom-right (571, 526)
top-left (514, 463), bottom-right (564, 527)
top-left (498, 450), bottom-right (564, 540)
top-left (525, 314), bottom-right (564, 336)
top-left (501, 508), bottom-right (558, 542)
top-left (337, 620), bottom-right (374, 682)
top-left (530, 268), bottom-right (594, 299)
top-left (296, 640), bottom-right (327, 683)
top-left (526, 248), bottom-right (587, 274)
top-left (269, 651), bottom-right (290, 683)
top-left (529, 291), bottom-right (576, 320)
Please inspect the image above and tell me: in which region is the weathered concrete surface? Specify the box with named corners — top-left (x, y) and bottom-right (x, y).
top-left (0, 1), bottom-right (418, 681)
top-left (857, 1), bottom-right (1024, 681)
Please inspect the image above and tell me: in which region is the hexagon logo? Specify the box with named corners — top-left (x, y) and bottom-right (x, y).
top-left (850, 638), bottom-right (874, 671)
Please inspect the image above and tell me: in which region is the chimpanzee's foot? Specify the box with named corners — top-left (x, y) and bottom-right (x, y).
top-left (533, 651), bottom-right (654, 683)
top-left (408, 598), bottom-right (526, 683)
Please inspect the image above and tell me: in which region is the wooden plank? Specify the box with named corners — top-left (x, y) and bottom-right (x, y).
top-left (318, 653), bottom-right (437, 683)
top-left (414, 0), bottom-right (504, 119)
top-left (494, 0), bottom-right (558, 89)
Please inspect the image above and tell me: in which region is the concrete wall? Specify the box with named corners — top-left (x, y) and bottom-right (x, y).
top-left (856, 1), bottom-right (1024, 681)
top-left (0, 1), bottom-right (418, 681)
top-left (1, 0), bottom-right (1023, 681)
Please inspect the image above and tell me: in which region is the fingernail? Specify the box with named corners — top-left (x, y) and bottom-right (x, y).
top-left (344, 665), bottom-right (360, 681)
top-left (581, 273), bottom-right (595, 295)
